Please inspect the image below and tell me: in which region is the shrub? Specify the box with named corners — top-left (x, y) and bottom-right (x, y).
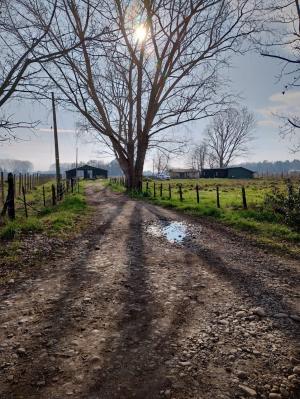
top-left (264, 181), bottom-right (300, 231)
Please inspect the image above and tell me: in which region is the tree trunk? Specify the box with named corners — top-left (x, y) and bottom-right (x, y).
top-left (113, 137), bottom-right (147, 191)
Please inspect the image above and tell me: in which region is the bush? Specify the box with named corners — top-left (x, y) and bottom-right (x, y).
top-left (264, 181), bottom-right (300, 231)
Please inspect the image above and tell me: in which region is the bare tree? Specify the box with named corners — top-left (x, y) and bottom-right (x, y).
top-left (34, 0), bottom-right (263, 189)
top-left (152, 150), bottom-right (170, 175)
top-left (205, 107), bottom-right (255, 168)
top-left (0, 0), bottom-right (95, 141)
top-left (0, 0), bottom-right (58, 140)
top-left (261, 1), bottom-right (300, 151)
top-left (189, 141), bottom-right (208, 172)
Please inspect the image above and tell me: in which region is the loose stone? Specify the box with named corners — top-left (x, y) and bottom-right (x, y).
top-left (293, 366), bottom-right (300, 375)
top-left (238, 384), bottom-right (257, 397)
top-left (253, 307), bottom-right (266, 317)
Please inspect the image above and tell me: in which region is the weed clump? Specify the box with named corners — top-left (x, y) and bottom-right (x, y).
top-left (264, 180), bottom-right (300, 231)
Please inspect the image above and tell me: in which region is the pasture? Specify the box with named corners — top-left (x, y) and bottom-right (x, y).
top-left (0, 179), bottom-right (88, 240)
top-left (109, 177), bottom-right (300, 254)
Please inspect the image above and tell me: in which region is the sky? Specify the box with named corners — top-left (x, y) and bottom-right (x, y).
top-left (0, 50), bottom-right (299, 172)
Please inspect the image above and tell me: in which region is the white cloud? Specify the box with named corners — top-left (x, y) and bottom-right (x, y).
top-left (257, 90), bottom-right (300, 125)
top-left (38, 128), bottom-right (76, 134)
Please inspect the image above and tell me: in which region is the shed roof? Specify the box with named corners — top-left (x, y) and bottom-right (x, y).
top-left (66, 164), bottom-right (107, 172)
top-left (202, 166), bottom-right (254, 173)
top-left (169, 168), bottom-right (198, 173)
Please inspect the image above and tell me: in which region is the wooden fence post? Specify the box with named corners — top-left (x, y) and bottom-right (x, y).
top-left (71, 178), bottom-right (74, 193)
top-left (196, 184), bottom-right (200, 204)
top-left (19, 173), bottom-right (21, 196)
top-left (146, 181), bottom-right (149, 192)
top-left (22, 186), bottom-right (28, 218)
top-left (1, 171), bottom-right (4, 205)
top-left (216, 186), bottom-right (220, 208)
top-left (7, 173), bottom-right (15, 219)
top-left (77, 179), bottom-right (80, 193)
top-left (43, 186), bottom-right (46, 207)
top-left (169, 183), bottom-right (171, 200)
top-left (1, 173), bottom-right (15, 220)
top-left (52, 184), bottom-right (56, 205)
top-left (242, 186), bottom-right (247, 209)
top-left (154, 182), bottom-right (156, 197)
top-left (13, 174), bottom-right (16, 198)
top-left (160, 183), bottom-right (163, 197)
top-left (179, 184), bottom-right (183, 201)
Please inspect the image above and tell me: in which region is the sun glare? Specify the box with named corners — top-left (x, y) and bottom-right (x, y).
top-left (134, 24), bottom-right (147, 43)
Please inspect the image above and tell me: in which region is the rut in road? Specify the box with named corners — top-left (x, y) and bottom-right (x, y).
top-left (0, 182), bottom-right (299, 399)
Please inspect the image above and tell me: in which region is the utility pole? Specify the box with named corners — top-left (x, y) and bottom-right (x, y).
top-left (75, 147), bottom-right (78, 177)
top-left (52, 92), bottom-right (61, 198)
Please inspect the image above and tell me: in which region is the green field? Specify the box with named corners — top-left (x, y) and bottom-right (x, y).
top-left (108, 177), bottom-right (300, 255)
top-left (0, 179), bottom-right (88, 240)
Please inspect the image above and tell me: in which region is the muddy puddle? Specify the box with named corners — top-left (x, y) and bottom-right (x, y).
top-left (146, 220), bottom-right (188, 243)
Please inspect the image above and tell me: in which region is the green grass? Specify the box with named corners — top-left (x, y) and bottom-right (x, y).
top-left (107, 178), bottom-right (300, 256)
top-left (0, 180), bottom-right (89, 240)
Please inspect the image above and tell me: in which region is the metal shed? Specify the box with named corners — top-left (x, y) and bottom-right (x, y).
top-left (201, 167), bottom-right (254, 179)
top-left (65, 164), bottom-right (108, 180)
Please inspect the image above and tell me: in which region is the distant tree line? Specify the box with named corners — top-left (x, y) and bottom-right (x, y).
top-left (0, 159), bottom-right (33, 173)
top-left (237, 160), bottom-right (300, 175)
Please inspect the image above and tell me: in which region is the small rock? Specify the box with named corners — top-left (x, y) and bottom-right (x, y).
top-left (236, 311), bottom-right (247, 317)
top-left (253, 307), bottom-right (266, 317)
top-left (279, 387), bottom-right (289, 398)
top-left (239, 385), bottom-right (257, 397)
top-left (269, 394), bottom-right (281, 399)
top-left (8, 279), bottom-right (15, 284)
top-left (218, 319), bottom-right (229, 325)
top-left (16, 347), bottom-right (26, 356)
top-left (293, 366), bottom-right (300, 375)
top-left (273, 313), bottom-right (288, 319)
top-left (178, 361), bottom-right (191, 366)
top-left (236, 370), bottom-right (248, 380)
top-left (36, 380), bottom-right (46, 387)
top-left (7, 375), bottom-right (14, 382)
top-left (290, 314), bottom-right (300, 322)
top-left (164, 389), bottom-right (171, 398)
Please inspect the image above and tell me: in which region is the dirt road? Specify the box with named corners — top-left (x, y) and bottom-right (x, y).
top-left (0, 182), bottom-right (299, 399)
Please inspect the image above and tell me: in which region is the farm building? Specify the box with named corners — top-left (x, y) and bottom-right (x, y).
top-left (201, 167), bottom-right (254, 179)
top-left (65, 164), bottom-right (107, 180)
top-left (169, 168), bottom-right (199, 179)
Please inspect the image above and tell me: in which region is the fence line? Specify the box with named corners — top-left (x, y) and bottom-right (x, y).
top-left (0, 176), bottom-right (80, 221)
top-left (108, 177), bottom-right (300, 212)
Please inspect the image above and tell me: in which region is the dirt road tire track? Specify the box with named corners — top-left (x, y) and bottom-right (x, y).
top-left (0, 182), bottom-right (299, 399)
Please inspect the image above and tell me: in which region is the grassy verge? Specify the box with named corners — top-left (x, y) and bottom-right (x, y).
top-left (0, 180), bottom-right (91, 273)
top-left (0, 180), bottom-right (89, 240)
top-left (107, 180), bottom-right (300, 257)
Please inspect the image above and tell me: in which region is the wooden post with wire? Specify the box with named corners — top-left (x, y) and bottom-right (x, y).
top-left (0, 172), bottom-right (4, 205)
top-left (19, 173), bottom-right (21, 196)
top-left (52, 184), bottom-right (56, 206)
top-left (196, 184), bottom-right (200, 204)
top-left (216, 186), bottom-right (220, 208)
top-left (179, 184), bottom-right (183, 201)
top-left (1, 173), bottom-right (15, 220)
top-left (43, 186), bottom-right (46, 207)
top-left (242, 186), bottom-right (247, 209)
top-left (22, 186), bottom-right (28, 218)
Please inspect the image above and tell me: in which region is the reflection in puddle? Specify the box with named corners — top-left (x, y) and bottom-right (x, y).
top-left (146, 221), bottom-right (187, 243)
